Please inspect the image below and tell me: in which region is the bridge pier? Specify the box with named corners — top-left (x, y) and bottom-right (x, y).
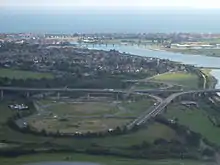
top-left (192, 93), bottom-right (198, 100)
top-left (132, 95), bottom-right (136, 102)
top-left (87, 93), bottom-right (90, 100)
top-left (0, 90), bottom-right (3, 100)
top-left (174, 96), bottom-right (181, 102)
top-left (116, 93), bottom-right (119, 101)
top-left (26, 92), bottom-right (30, 98)
top-left (57, 92), bottom-right (60, 100)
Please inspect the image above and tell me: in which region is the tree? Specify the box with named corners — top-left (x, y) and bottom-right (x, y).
top-left (114, 126), bottom-right (122, 135)
top-left (41, 129), bottom-right (47, 136)
top-left (202, 148), bottom-right (215, 156)
top-left (141, 141), bottom-right (151, 148)
top-left (154, 138), bottom-right (168, 145)
top-left (186, 131), bottom-right (201, 147)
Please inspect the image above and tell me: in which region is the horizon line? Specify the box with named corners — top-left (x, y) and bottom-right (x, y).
top-left (2, 6), bottom-right (220, 10)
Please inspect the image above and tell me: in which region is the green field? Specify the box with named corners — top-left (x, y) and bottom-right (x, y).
top-left (135, 82), bottom-right (167, 90)
top-left (0, 101), bottom-right (52, 143)
top-left (0, 68), bottom-right (54, 79)
top-left (0, 153), bottom-right (208, 165)
top-left (0, 100), bottom-right (174, 149)
top-left (0, 100), bottom-right (175, 145)
top-left (30, 98), bottom-right (155, 133)
top-left (0, 101), bottom-right (94, 147)
top-left (28, 101), bottom-right (131, 133)
top-left (152, 72), bottom-right (199, 89)
top-left (45, 102), bottom-right (119, 116)
top-left (199, 38), bottom-right (220, 44)
top-left (96, 122), bottom-right (176, 147)
top-left (120, 99), bottom-right (155, 117)
top-left (165, 103), bottom-right (220, 145)
top-left (0, 100), bottom-right (214, 164)
top-left (0, 103), bottom-right (14, 124)
top-left (28, 118), bottom-right (131, 133)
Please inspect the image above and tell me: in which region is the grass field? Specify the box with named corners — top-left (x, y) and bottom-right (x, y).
top-left (0, 101), bottom-right (96, 147)
top-left (0, 103), bottom-right (14, 124)
top-left (0, 100), bottom-right (212, 165)
top-left (0, 153), bottom-right (209, 165)
top-left (96, 122), bottom-right (176, 147)
top-left (0, 68), bottom-right (54, 79)
top-left (135, 82), bottom-right (167, 90)
top-left (152, 72), bottom-right (199, 89)
top-left (29, 101), bottom-right (132, 133)
top-left (199, 38), bottom-right (220, 44)
top-left (165, 103), bottom-right (220, 145)
top-left (41, 101), bottom-right (119, 116)
top-left (28, 118), bottom-right (131, 133)
top-left (120, 99), bottom-right (155, 117)
top-left (0, 101), bottom-right (53, 143)
top-left (0, 100), bottom-right (177, 146)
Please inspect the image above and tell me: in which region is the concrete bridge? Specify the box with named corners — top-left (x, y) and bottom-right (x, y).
top-left (126, 88), bottom-right (220, 129)
top-left (0, 86), bottom-right (185, 100)
top-left (1, 86), bottom-right (220, 130)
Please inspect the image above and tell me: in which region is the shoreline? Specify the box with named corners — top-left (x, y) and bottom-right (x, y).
top-left (148, 47), bottom-right (220, 89)
top-left (147, 45), bottom-right (220, 58)
top-left (78, 42), bottom-right (220, 58)
top-left (88, 43), bottom-right (220, 89)
top-left (201, 69), bottom-right (218, 89)
top-left (143, 45), bottom-right (220, 89)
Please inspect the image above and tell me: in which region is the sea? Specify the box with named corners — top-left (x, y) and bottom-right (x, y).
top-left (1, 8), bottom-right (220, 34)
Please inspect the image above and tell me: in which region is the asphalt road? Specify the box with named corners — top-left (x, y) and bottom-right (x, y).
top-left (127, 88), bottom-right (220, 129)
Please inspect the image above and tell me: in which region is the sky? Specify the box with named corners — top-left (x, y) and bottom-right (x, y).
top-left (1, 0), bottom-right (220, 8)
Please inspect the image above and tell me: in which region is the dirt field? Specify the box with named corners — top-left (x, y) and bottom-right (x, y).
top-left (28, 100), bottom-right (132, 133)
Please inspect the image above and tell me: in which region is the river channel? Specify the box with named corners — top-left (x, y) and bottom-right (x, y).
top-left (86, 44), bottom-right (220, 89)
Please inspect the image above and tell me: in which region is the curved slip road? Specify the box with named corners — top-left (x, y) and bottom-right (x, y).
top-left (127, 88), bottom-right (220, 129)
top-left (0, 86), bottom-right (182, 94)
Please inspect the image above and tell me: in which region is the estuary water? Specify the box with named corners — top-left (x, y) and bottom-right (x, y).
top-left (87, 44), bottom-right (220, 89)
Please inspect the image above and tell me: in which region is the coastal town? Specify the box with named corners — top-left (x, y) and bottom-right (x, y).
top-left (2, 32), bottom-right (220, 45)
top-left (2, 32), bottom-right (220, 54)
top-left (0, 40), bottom-right (187, 80)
